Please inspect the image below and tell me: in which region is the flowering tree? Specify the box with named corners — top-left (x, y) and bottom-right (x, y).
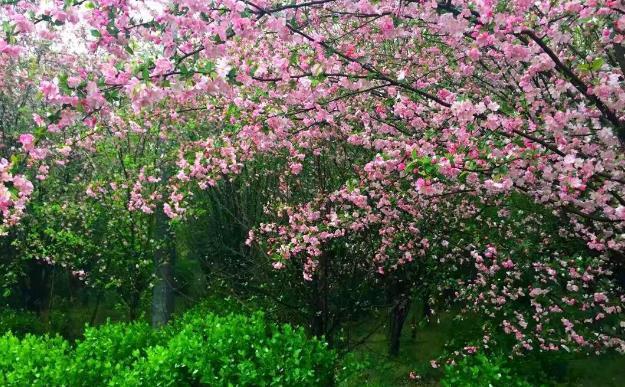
top-left (2, 0), bottom-right (625, 354)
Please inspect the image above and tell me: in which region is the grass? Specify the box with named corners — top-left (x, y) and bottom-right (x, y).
top-left (339, 309), bottom-right (453, 386)
top-left (562, 353), bottom-right (625, 387)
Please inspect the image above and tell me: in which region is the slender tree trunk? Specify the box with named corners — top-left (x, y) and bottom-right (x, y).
top-left (314, 253), bottom-right (335, 386)
top-left (128, 288), bottom-right (140, 321)
top-left (311, 253), bottom-right (330, 343)
top-left (410, 300), bottom-right (419, 340)
top-left (310, 157), bottom-right (333, 345)
top-left (311, 279), bottom-right (323, 336)
top-left (45, 267), bottom-right (56, 329)
top-left (90, 292), bottom-right (102, 325)
top-left (151, 202), bottom-right (176, 327)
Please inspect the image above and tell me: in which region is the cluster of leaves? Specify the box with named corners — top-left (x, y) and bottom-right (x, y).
top-left (116, 310), bottom-right (335, 386)
top-left (441, 354), bottom-right (532, 387)
top-left (69, 321), bottom-right (166, 386)
top-left (0, 309), bottom-right (336, 386)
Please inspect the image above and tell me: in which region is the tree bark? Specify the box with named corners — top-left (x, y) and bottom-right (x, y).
top-left (151, 202), bottom-right (176, 327)
top-left (24, 261), bottom-right (50, 314)
top-left (127, 288), bottom-right (141, 321)
top-left (310, 252), bottom-right (330, 344)
top-left (89, 292), bottom-right (102, 325)
top-left (389, 297), bottom-right (409, 357)
top-left (410, 301), bottom-right (418, 340)
top-left (387, 276), bottom-right (411, 357)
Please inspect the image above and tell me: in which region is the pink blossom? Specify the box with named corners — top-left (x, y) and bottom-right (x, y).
top-left (151, 58), bottom-right (173, 77)
top-left (501, 259), bottom-right (514, 269)
top-left (289, 162), bottom-right (303, 175)
top-left (39, 80), bottom-right (60, 101)
top-left (12, 176), bottom-right (33, 196)
top-left (594, 293), bottom-right (608, 303)
top-left (18, 134), bottom-right (35, 151)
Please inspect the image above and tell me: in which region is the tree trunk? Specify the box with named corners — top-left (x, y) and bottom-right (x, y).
top-left (387, 276), bottom-right (411, 357)
top-left (128, 288), bottom-right (141, 321)
top-left (151, 202), bottom-right (175, 327)
top-left (89, 292), bottom-right (102, 325)
top-left (410, 300), bottom-right (418, 340)
top-left (310, 156), bottom-right (333, 345)
top-left (389, 297), bottom-right (409, 357)
top-left (23, 261), bottom-right (50, 314)
top-left (310, 253), bottom-right (330, 344)
top-left (312, 253), bottom-right (336, 387)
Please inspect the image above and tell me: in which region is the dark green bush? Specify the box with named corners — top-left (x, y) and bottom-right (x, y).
top-left (111, 312), bottom-right (336, 386)
top-left (68, 321), bottom-right (166, 386)
top-left (0, 308), bottom-right (46, 336)
top-left (441, 353), bottom-right (532, 387)
top-left (0, 332), bottom-right (71, 386)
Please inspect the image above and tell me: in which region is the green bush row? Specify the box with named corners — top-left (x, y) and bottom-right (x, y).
top-left (0, 310), bottom-right (336, 386)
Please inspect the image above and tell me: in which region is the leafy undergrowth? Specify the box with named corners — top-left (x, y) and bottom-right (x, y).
top-left (3, 301), bottom-right (624, 386)
top-left (340, 310), bottom-right (625, 387)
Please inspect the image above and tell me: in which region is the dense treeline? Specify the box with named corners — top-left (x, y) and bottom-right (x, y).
top-left (1, 0), bottom-right (625, 385)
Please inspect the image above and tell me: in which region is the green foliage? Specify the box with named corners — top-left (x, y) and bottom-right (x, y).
top-left (0, 309), bottom-right (336, 386)
top-left (69, 321), bottom-right (165, 386)
top-left (11, 186), bottom-right (154, 320)
top-left (441, 354), bottom-right (532, 387)
top-left (0, 308), bottom-right (46, 336)
top-left (336, 351), bottom-right (392, 387)
top-left (0, 332), bottom-right (70, 386)
top-left (112, 312), bottom-right (336, 386)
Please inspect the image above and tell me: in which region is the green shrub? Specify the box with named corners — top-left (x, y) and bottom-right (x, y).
top-left (0, 309), bottom-right (336, 386)
top-left (441, 354), bottom-right (532, 387)
top-left (68, 321), bottom-right (166, 386)
top-left (0, 332), bottom-right (71, 386)
top-left (112, 312), bottom-right (336, 386)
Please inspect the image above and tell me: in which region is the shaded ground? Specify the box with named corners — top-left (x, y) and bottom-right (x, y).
top-left (341, 310), bottom-right (625, 386)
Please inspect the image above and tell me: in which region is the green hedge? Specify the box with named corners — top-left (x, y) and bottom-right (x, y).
top-left (0, 311), bottom-right (336, 386)
top-left (112, 312), bottom-right (335, 386)
top-left (69, 321), bottom-right (166, 386)
top-left (0, 333), bottom-right (70, 386)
